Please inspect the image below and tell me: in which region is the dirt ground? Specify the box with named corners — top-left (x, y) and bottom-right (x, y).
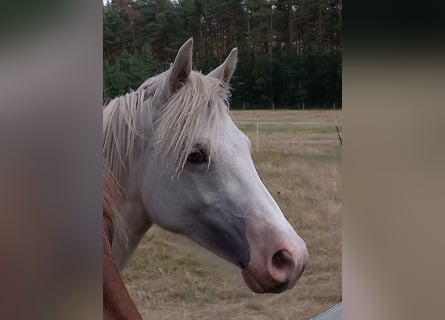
top-left (123, 110), bottom-right (342, 319)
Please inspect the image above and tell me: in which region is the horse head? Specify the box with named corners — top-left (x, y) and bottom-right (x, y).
top-left (136, 38), bottom-right (309, 293)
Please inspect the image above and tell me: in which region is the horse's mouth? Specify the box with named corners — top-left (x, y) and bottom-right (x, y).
top-left (241, 265), bottom-right (290, 294)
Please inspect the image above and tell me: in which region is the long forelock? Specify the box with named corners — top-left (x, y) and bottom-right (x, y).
top-left (154, 71), bottom-right (230, 176)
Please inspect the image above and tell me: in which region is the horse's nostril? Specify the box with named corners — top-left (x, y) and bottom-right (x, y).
top-left (272, 250), bottom-right (292, 270)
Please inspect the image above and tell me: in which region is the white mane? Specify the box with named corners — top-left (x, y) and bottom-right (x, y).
top-left (103, 89), bottom-right (147, 186)
top-left (103, 70), bottom-right (231, 186)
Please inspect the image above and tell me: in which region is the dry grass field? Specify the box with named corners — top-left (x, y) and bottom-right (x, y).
top-left (123, 110), bottom-right (342, 319)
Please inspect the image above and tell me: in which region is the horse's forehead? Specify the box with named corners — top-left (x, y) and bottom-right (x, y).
top-left (142, 72), bottom-right (222, 102)
top-left (192, 72), bottom-right (219, 88)
top-left (221, 119), bottom-right (245, 144)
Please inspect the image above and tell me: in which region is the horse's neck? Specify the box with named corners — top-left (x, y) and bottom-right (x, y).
top-left (112, 198), bottom-right (152, 270)
top-left (111, 154), bottom-right (153, 270)
top-left (108, 96), bottom-right (158, 270)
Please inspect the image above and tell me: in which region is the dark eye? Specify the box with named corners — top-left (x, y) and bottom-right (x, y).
top-left (187, 145), bottom-right (208, 164)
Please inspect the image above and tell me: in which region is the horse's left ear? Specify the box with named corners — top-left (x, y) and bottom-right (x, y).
top-left (208, 48), bottom-right (237, 84)
top-left (167, 38), bottom-right (193, 94)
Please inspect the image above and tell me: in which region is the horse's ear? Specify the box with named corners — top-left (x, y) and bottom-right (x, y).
top-left (167, 38), bottom-right (193, 94)
top-left (208, 48), bottom-right (237, 84)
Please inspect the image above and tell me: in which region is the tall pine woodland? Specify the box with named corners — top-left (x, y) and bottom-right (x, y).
top-left (103, 0), bottom-right (342, 108)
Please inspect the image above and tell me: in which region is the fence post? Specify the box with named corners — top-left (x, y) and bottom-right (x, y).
top-left (256, 122), bottom-right (259, 153)
top-left (336, 125), bottom-right (342, 146)
top-left (303, 102), bottom-right (305, 110)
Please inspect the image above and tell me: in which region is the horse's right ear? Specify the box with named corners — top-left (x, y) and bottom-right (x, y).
top-left (166, 38), bottom-right (193, 96)
top-left (208, 47), bottom-right (237, 84)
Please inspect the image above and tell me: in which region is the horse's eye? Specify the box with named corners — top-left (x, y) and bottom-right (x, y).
top-left (187, 145), bottom-right (208, 164)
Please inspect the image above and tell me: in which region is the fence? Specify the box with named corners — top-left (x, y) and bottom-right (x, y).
top-left (235, 120), bottom-right (343, 152)
top-left (230, 102), bottom-right (342, 111)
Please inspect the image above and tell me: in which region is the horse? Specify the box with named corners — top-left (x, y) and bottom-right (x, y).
top-left (103, 167), bottom-right (142, 320)
top-left (103, 38), bottom-right (309, 294)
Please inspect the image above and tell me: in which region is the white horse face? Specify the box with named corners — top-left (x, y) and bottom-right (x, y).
top-left (140, 39), bottom-right (308, 293)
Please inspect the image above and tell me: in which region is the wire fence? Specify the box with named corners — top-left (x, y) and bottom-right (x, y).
top-left (235, 120), bottom-right (343, 152)
top-left (230, 102), bottom-right (342, 111)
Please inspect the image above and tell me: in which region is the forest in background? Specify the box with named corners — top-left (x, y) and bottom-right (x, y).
top-left (104, 0), bottom-right (342, 109)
